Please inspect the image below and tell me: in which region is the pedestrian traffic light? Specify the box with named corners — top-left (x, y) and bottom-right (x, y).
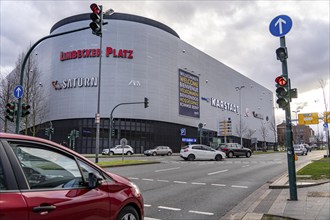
top-left (21, 103), bottom-right (31, 117)
top-left (89, 3), bottom-right (103, 36)
top-left (275, 76), bottom-right (289, 109)
top-left (5, 102), bottom-right (16, 122)
top-left (276, 47), bottom-right (288, 62)
top-left (144, 97), bottom-right (149, 108)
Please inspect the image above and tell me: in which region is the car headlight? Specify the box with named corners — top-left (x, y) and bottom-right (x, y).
top-left (130, 182), bottom-right (141, 197)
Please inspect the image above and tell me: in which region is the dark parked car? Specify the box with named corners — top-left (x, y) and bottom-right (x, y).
top-left (0, 133), bottom-right (144, 220)
top-left (216, 143), bottom-right (252, 158)
top-left (144, 146), bottom-right (173, 156)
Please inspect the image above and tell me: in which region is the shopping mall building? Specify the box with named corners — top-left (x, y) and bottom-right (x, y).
top-left (24, 12), bottom-right (275, 153)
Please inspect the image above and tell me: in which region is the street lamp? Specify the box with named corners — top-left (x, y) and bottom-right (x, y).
top-left (235, 86), bottom-right (245, 145)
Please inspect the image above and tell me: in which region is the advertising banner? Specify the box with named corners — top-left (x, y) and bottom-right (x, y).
top-left (178, 69), bottom-right (200, 118)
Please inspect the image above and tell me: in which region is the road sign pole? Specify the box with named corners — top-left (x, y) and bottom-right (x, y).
top-left (280, 36), bottom-right (298, 201)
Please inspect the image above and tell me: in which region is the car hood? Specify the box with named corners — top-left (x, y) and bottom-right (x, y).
top-left (106, 172), bottom-right (131, 185)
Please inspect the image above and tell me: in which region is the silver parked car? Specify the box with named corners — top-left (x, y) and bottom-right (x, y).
top-left (144, 146), bottom-right (173, 156)
top-left (293, 144), bottom-right (308, 156)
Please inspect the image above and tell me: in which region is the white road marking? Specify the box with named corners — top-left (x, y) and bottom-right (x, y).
top-left (142, 178), bottom-right (154, 181)
top-left (144, 204), bottom-right (152, 207)
top-left (158, 206), bottom-right (181, 211)
top-left (155, 167), bottom-right (181, 172)
top-left (231, 185), bottom-right (248, 188)
top-left (208, 169), bottom-right (228, 175)
top-left (211, 183), bottom-right (226, 187)
top-left (173, 181), bottom-right (187, 184)
top-left (145, 217), bottom-right (162, 220)
top-left (191, 182), bottom-right (206, 185)
top-left (128, 177), bottom-right (139, 180)
top-left (189, 210), bottom-right (214, 215)
top-left (157, 179), bottom-right (170, 182)
top-left (241, 165), bottom-right (250, 168)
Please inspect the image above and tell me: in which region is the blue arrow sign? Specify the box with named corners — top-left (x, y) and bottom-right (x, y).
top-left (269, 15), bottom-right (293, 37)
top-left (324, 123), bottom-right (328, 128)
top-left (13, 85), bottom-right (24, 99)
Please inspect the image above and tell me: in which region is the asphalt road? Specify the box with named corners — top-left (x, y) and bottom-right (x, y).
top-left (104, 151), bottom-right (324, 220)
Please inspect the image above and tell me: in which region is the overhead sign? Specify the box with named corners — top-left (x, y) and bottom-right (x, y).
top-left (13, 85), bottom-right (24, 99)
top-left (298, 113), bottom-right (319, 125)
top-left (269, 15), bottom-right (293, 37)
top-left (324, 111), bottom-right (330, 123)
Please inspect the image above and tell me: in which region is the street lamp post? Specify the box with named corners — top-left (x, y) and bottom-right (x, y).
top-left (235, 86), bottom-right (245, 145)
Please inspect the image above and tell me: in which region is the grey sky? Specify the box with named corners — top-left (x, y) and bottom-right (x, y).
top-left (1, 0), bottom-right (329, 126)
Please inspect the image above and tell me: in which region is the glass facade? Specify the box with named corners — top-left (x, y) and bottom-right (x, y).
top-left (36, 118), bottom-right (217, 154)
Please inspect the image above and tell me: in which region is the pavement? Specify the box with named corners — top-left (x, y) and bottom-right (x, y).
top-left (220, 158), bottom-right (330, 220)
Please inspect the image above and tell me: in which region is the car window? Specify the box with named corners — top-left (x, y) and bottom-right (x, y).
top-left (0, 158), bottom-right (7, 190)
top-left (11, 145), bottom-right (85, 190)
top-left (192, 145), bottom-right (202, 150)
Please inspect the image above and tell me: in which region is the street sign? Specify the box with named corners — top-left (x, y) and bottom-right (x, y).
top-left (269, 15), bottom-right (293, 37)
top-left (120, 138), bottom-right (128, 147)
top-left (298, 113), bottom-right (319, 125)
top-left (13, 85), bottom-right (24, 99)
top-left (324, 123), bottom-right (328, 128)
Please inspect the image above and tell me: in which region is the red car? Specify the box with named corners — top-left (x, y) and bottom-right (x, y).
top-left (0, 133), bottom-right (144, 220)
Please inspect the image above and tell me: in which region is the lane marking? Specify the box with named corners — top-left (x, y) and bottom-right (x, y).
top-left (128, 177), bottom-right (139, 180)
top-left (144, 204), bottom-right (152, 207)
top-left (142, 178), bottom-right (154, 181)
top-left (231, 185), bottom-right (248, 188)
top-left (211, 183), bottom-right (226, 187)
top-left (208, 169), bottom-right (228, 175)
top-left (157, 179), bottom-right (170, 182)
top-left (173, 181), bottom-right (187, 184)
top-left (241, 165), bottom-right (250, 168)
top-left (191, 182), bottom-right (206, 185)
top-left (155, 167), bottom-right (180, 172)
top-left (145, 217), bottom-right (162, 220)
top-left (189, 210), bottom-right (214, 215)
top-left (158, 206), bottom-right (181, 211)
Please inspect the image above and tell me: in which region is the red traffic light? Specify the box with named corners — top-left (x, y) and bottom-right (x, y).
top-left (275, 76), bottom-right (287, 86)
top-left (90, 3), bottom-right (101, 14)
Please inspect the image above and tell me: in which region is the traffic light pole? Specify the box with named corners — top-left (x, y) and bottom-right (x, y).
top-left (280, 36), bottom-right (298, 201)
top-left (15, 26), bottom-right (92, 134)
top-left (106, 101), bottom-right (146, 158)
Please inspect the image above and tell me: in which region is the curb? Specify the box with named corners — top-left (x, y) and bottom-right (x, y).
top-left (270, 179), bottom-right (330, 189)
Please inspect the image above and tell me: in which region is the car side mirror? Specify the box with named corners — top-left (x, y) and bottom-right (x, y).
top-left (88, 172), bottom-right (103, 189)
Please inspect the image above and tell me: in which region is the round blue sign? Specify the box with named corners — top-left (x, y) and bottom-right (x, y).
top-left (13, 85), bottom-right (24, 99)
top-left (269, 15), bottom-right (293, 37)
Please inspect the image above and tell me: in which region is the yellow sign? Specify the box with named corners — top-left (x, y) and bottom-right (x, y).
top-left (298, 113), bottom-right (319, 125)
top-left (324, 111), bottom-right (330, 123)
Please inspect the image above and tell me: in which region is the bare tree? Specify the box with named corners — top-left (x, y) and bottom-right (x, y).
top-left (269, 120), bottom-right (277, 148)
top-left (235, 121), bottom-right (248, 141)
top-left (259, 122), bottom-right (268, 152)
top-left (1, 49), bottom-right (47, 135)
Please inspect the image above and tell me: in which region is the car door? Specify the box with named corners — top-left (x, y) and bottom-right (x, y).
top-left (5, 141), bottom-right (111, 220)
top-left (0, 142), bottom-right (29, 220)
top-left (191, 145), bottom-right (203, 159)
top-left (204, 146), bottom-right (218, 160)
top-left (236, 144), bottom-right (244, 156)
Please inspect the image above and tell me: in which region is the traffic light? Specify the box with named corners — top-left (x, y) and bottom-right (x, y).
top-left (89, 3), bottom-right (103, 36)
top-left (226, 118), bottom-right (232, 133)
top-left (276, 47), bottom-right (288, 62)
top-left (275, 76), bottom-right (289, 109)
top-left (5, 102), bottom-right (16, 122)
top-left (144, 97), bottom-right (149, 108)
top-left (21, 103), bottom-right (31, 117)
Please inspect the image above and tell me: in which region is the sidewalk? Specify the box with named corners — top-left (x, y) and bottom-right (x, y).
top-left (221, 160), bottom-right (330, 220)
